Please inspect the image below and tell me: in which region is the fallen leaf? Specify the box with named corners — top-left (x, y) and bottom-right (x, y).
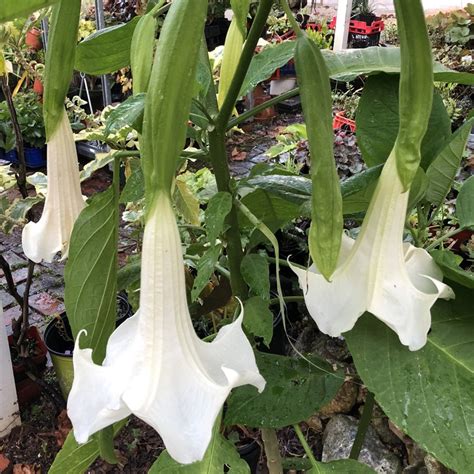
top-left (231, 147), bottom-right (248, 161)
top-left (55, 409), bottom-right (72, 447)
top-left (0, 454), bottom-right (11, 472)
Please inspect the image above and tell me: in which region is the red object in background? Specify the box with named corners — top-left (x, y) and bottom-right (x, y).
top-left (329, 16), bottom-right (384, 35)
top-left (8, 326), bottom-right (48, 381)
top-left (333, 111), bottom-right (356, 132)
top-left (33, 78), bottom-right (43, 96)
top-left (25, 27), bottom-right (42, 51)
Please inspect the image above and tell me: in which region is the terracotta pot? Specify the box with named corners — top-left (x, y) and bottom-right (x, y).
top-left (8, 326), bottom-right (47, 382)
top-left (25, 28), bottom-right (42, 51)
top-left (33, 78), bottom-right (43, 96)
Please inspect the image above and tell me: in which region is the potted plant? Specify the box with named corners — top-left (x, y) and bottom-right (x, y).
top-left (0, 91), bottom-right (46, 168)
top-left (25, 26), bottom-right (42, 51)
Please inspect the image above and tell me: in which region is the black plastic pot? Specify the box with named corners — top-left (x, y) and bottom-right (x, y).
top-left (237, 439), bottom-right (261, 473)
top-left (44, 294), bottom-right (132, 398)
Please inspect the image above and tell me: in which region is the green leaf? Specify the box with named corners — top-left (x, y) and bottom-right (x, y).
top-left (321, 47), bottom-right (474, 85)
top-left (120, 159), bottom-right (145, 203)
top-left (225, 352), bottom-right (343, 428)
top-left (356, 74), bottom-right (451, 170)
top-left (174, 179), bottom-right (200, 226)
top-left (240, 253), bottom-right (270, 299)
top-left (240, 41), bottom-right (296, 97)
top-left (105, 93), bottom-right (145, 136)
top-left (191, 245), bottom-right (222, 302)
top-left (308, 459), bottom-right (376, 473)
top-left (431, 250), bottom-right (474, 289)
top-left (243, 296), bottom-right (273, 347)
top-left (79, 152), bottom-right (117, 182)
top-left (425, 118), bottom-right (474, 208)
top-left (457, 175), bottom-right (474, 230)
top-left (117, 259), bottom-right (141, 292)
top-left (7, 196), bottom-right (42, 221)
top-left (43, 0), bottom-right (81, 139)
top-left (149, 420), bottom-right (249, 473)
top-left (346, 285), bottom-right (474, 473)
top-left (205, 191), bottom-right (232, 246)
top-left (64, 186), bottom-right (118, 364)
top-left (49, 420), bottom-right (127, 474)
top-left (75, 17), bottom-right (140, 75)
top-left (0, 0), bottom-right (58, 22)
top-left (230, 0), bottom-right (250, 37)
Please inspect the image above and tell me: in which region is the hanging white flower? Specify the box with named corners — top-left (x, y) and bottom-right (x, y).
top-left (290, 153), bottom-right (454, 351)
top-left (22, 110), bottom-right (84, 263)
top-left (67, 193), bottom-right (265, 464)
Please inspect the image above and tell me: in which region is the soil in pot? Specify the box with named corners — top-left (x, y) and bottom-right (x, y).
top-left (44, 294), bottom-right (133, 399)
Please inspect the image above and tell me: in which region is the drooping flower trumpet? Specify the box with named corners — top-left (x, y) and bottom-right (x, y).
top-left (67, 193), bottom-right (265, 464)
top-left (22, 110), bottom-right (84, 263)
top-left (290, 153), bottom-right (454, 351)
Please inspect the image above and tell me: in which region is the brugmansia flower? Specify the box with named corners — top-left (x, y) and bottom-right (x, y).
top-left (67, 194), bottom-right (265, 464)
top-left (290, 154), bottom-right (454, 351)
top-left (22, 111), bottom-right (84, 263)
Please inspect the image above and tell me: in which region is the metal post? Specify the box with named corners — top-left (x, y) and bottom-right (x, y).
top-left (94, 0), bottom-right (112, 107)
top-left (333, 0), bottom-right (353, 51)
top-left (41, 18), bottom-right (49, 50)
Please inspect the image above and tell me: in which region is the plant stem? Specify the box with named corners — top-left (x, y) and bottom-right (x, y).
top-left (261, 428), bottom-right (283, 474)
top-left (208, 130), bottom-right (248, 298)
top-left (266, 255), bottom-right (306, 270)
top-left (279, 0), bottom-right (303, 35)
top-left (350, 390), bottom-right (375, 460)
top-left (269, 296), bottom-right (304, 306)
top-left (293, 423), bottom-right (319, 471)
top-left (216, 0), bottom-right (274, 130)
top-left (0, 255), bottom-right (24, 308)
top-left (425, 227), bottom-right (464, 252)
top-left (16, 259), bottom-right (35, 347)
top-left (227, 88), bottom-right (300, 130)
top-left (0, 75), bottom-right (28, 199)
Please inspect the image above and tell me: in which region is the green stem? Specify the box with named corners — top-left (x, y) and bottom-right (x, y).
top-left (350, 391), bottom-right (375, 460)
top-left (261, 428), bottom-right (283, 474)
top-left (185, 254), bottom-right (231, 279)
top-left (266, 256), bottom-right (305, 270)
top-left (216, 0), bottom-right (273, 129)
top-left (425, 227), bottom-right (464, 252)
top-left (293, 423), bottom-right (319, 471)
top-left (269, 296), bottom-right (304, 306)
top-left (279, 0), bottom-right (303, 36)
top-left (227, 88), bottom-right (300, 130)
top-left (208, 129), bottom-right (248, 298)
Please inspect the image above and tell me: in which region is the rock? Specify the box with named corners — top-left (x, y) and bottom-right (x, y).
top-left (319, 381), bottom-right (358, 417)
top-left (322, 415), bottom-right (402, 474)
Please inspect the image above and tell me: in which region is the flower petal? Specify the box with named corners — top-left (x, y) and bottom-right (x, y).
top-left (292, 153), bottom-right (453, 351)
top-left (22, 110), bottom-right (84, 263)
top-left (68, 329), bottom-right (134, 443)
top-left (69, 194), bottom-right (264, 464)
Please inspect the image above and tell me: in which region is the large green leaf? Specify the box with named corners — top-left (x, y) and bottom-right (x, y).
top-left (356, 74), bottom-right (451, 169)
top-left (75, 17), bottom-right (140, 75)
top-left (309, 460), bottom-right (376, 473)
top-left (149, 419), bottom-right (249, 473)
top-left (243, 296), bottom-right (273, 346)
top-left (225, 352), bottom-right (343, 428)
top-left (105, 93), bottom-right (145, 136)
top-left (425, 119), bottom-right (474, 208)
top-left (284, 457), bottom-right (375, 473)
top-left (431, 250), bottom-right (474, 289)
top-left (240, 253), bottom-right (270, 299)
top-left (49, 420), bottom-right (127, 474)
top-left (205, 191), bottom-right (232, 246)
top-left (457, 175), bottom-right (474, 230)
top-left (0, 0), bottom-right (57, 22)
top-left (322, 46), bottom-right (474, 85)
top-left (191, 245), bottom-right (222, 301)
top-left (346, 285), bottom-right (474, 472)
top-left (174, 179), bottom-right (200, 226)
top-left (240, 41), bottom-right (296, 97)
top-left (64, 186), bottom-right (118, 364)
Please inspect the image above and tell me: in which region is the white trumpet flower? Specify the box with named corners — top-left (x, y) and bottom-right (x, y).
top-left (22, 110), bottom-right (84, 263)
top-left (290, 153), bottom-right (454, 351)
top-left (67, 194), bottom-right (265, 464)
